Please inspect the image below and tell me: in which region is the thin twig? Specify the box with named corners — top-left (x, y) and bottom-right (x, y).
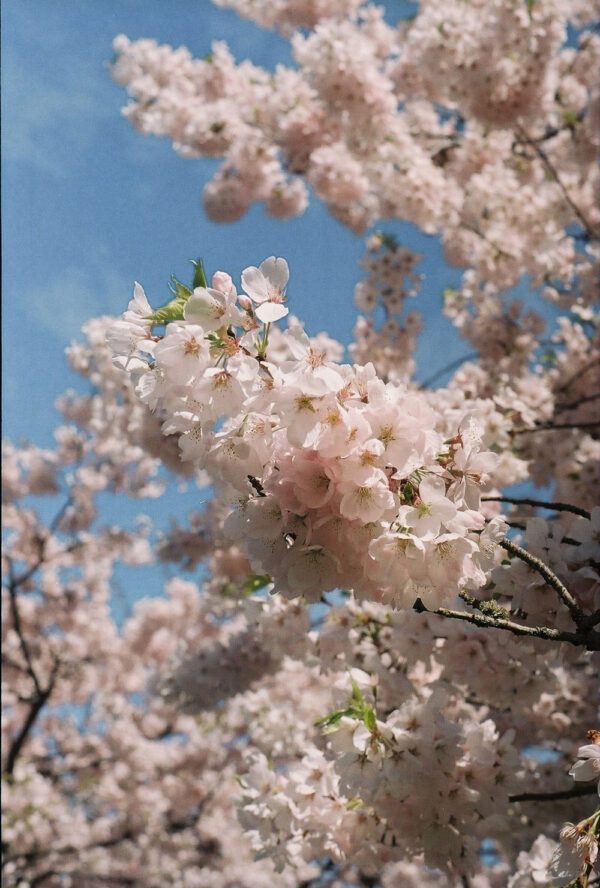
top-left (556, 392), bottom-right (600, 415)
top-left (512, 420), bottom-right (600, 435)
top-left (6, 497), bottom-right (78, 590)
top-left (511, 113), bottom-right (586, 150)
top-left (511, 784), bottom-right (597, 803)
top-left (515, 125), bottom-right (599, 240)
top-left (6, 565), bottom-right (43, 697)
top-left (499, 537), bottom-right (585, 625)
top-left (464, 222), bottom-right (512, 258)
top-left (499, 521), bottom-right (580, 546)
top-left (419, 352), bottom-right (480, 389)
top-left (555, 359), bottom-right (599, 395)
top-left (482, 496), bottom-right (591, 520)
top-left (4, 657), bottom-right (60, 776)
top-left (412, 598), bottom-right (597, 649)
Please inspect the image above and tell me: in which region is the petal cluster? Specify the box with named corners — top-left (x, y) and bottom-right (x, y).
top-left (109, 260), bottom-right (501, 610)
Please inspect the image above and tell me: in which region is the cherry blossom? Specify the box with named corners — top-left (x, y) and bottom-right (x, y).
top-left (241, 256), bottom-right (290, 323)
top-left (4, 2), bottom-right (600, 885)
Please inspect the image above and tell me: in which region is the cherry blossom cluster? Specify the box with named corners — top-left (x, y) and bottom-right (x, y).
top-left (3, 388), bottom-right (598, 885)
top-left (212, 0), bottom-right (365, 35)
top-left (349, 232), bottom-right (423, 382)
top-left (107, 257), bottom-right (513, 612)
top-left (238, 669), bottom-right (521, 876)
top-left (2, 409), bottom-right (320, 887)
top-left (4, 1), bottom-right (600, 884)
top-left (111, 2), bottom-right (599, 295)
top-left (101, 246), bottom-right (599, 879)
top-left (150, 550), bottom-right (598, 879)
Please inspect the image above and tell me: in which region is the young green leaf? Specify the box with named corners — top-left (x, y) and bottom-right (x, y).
top-left (191, 258), bottom-right (208, 290)
top-left (363, 706), bottom-right (376, 732)
top-left (241, 574), bottom-right (272, 596)
top-left (145, 274), bottom-right (193, 325)
top-left (145, 298), bottom-right (186, 325)
top-left (315, 707), bottom-right (357, 729)
top-left (349, 674), bottom-right (365, 706)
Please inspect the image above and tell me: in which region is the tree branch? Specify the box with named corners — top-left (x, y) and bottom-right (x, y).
top-left (499, 537), bottom-right (586, 626)
top-left (418, 352), bottom-right (480, 389)
top-left (512, 420), bottom-right (600, 435)
top-left (510, 784), bottom-right (597, 803)
top-left (413, 597), bottom-right (598, 649)
top-left (556, 393), bottom-right (600, 415)
top-left (4, 657), bottom-right (60, 777)
top-left (6, 566), bottom-right (43, 697)
top-left (515, 125), bottom-right (599, 241)
top-left (555, 359), bottom-right (599, 395)
top-left (482, 496), bottom-right (591, 519)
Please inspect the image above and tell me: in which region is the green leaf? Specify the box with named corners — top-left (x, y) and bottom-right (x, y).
top-left (145, 298), bottom-right (186, 325)
top-left (562, 109), bottom-right (579, 129)
top-left (363, 706), bottom-right (376, 732)
top-left (150, 276), bottom-right (193, 323)
top-left (168, 274), bottom-right (192, 300)
top-left (145, 274), bottom-right (194, 325)
top-left (349, 674), bottom-right (365, 706)
top-left (345, 797), bottom-right (363, 810)
top-left (191, 258), bottom-right (208, 290)
top-left (315, 707), bottom-right (356, 729)
top-left (241, 574), bottom-right (272, 596)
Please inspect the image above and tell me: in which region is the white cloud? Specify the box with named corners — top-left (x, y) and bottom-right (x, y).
top-left (3, 25), bottom-right (113, 178)
top-left (21, 264), bottom-right (129, 342)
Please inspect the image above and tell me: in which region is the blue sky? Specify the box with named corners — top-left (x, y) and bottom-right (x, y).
top-left (2, 0), bottom-right (469, 452)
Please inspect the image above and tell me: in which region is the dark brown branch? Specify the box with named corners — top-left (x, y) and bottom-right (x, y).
top-left (30, 873), bottom-right (135, 888)
top-left (556, 393), bottom-right (600, 415)
top-left (4, 657), bottom-right (60, 777)
top-left (512, 420), bottom-right (600, 435)
top-left (482, 496), bottom-right (591, 519)
top-left (555, 359), bottom-right (599, 395)
top-left (500, 521), bottom-right (581, 547)
top-left (6, 566), bottom-right (43, 697)
top-left (499, 537), bottom-right (585, 624)
top-left (511, 113), bottom-right (586, 150)
top-left (3, 831), bottom-right (136, 866)
top-left (8, 540), bottom-right (82, 590)
top-left (515, 125), bottom-right (599, 240)
top-left (5, 497), bottom-right (79, 591)
top-left (412, 597), bottom-right (598, 648)
top-left (511, 783), bottom-right (597, 803)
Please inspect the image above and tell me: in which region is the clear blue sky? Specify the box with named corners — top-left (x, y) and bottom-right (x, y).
top-left (2, 0), bottom-right (470, 452)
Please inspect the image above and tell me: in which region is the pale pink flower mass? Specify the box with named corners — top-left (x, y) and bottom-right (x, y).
top-left (4, 3), bottom-right (600, 887)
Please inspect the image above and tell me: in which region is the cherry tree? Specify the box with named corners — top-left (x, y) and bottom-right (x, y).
top-left (3, 0), bottom-right (600, 886)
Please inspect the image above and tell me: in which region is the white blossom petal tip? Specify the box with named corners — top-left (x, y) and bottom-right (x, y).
top-left (255, 302), bottom-right (289, 323)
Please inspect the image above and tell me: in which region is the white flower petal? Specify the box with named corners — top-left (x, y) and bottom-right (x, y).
top-left (260, 256), bottom-right (289, 291)
top-left (129, 281), bottom-right (152, 316)
top-left (241, 265), bottom-right (270, 303)
top-left (256, 302), bottom-right (289, 323)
